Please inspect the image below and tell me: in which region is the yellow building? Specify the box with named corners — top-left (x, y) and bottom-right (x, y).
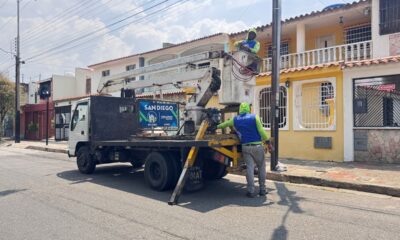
top-left (229, 0), bottom-right (373, 161)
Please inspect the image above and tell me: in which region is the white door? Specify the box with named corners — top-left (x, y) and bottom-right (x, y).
top-left (68, 101), bottom-right (89, 156)
top-left (316, 35), bottom-right (335, 64)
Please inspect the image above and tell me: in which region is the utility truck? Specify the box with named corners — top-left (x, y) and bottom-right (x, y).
top-left (67, 51), bottom-right (258, 204)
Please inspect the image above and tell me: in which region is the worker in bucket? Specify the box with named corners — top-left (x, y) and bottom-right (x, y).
top-left (234, 28), bottom-right (260, 54)
top-left (217, 102), bottom-right (269, 198)
top-left (233, 28), bottom-right (261, 73)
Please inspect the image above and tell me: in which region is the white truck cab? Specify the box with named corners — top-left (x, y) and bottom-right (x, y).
top-left (68, 98), bottom-right (90, 157)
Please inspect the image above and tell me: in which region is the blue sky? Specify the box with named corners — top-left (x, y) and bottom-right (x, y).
top-left (0, 0), bottom-right (357, 81)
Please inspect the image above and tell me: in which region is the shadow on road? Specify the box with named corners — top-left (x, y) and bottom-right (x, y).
top-left (0, 189), bottom-right (27, 198)
top-left (57, 164), bottom-right (274, 213)
top-left (270, 181), bottom-right (304, 240)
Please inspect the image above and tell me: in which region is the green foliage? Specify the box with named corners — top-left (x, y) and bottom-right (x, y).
top-left (28, 122), bottom-right (38, 133)
top-left (0, 74), bottom-right (15, 127)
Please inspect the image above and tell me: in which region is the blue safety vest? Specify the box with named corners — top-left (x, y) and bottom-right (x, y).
top-left (233, 113), bottom-right (262, 144)
top-left (241, 40), bottom-right (257, 50)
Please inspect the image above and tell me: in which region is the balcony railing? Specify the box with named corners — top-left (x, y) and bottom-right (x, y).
top-left (262, 40), bottom-right (373, 72)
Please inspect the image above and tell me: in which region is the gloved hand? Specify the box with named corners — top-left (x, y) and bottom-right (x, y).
top-left (239, 44), bottom-right (250, 51)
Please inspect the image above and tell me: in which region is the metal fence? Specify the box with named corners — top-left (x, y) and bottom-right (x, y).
top-left (354, 77), bottom-right (400, 127)
top-left (380, 0), bottom-right (400, 35)
top-left (259, 86), bottom-right (287, 129)
top-left (296, 82), bottom-right (335, 129)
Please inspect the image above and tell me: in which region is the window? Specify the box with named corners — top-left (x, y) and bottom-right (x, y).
top-left (380, 0), bottom-right (400, 35)
top-left (102, 70), bottom-right (110, 77)
top-left (119, 104), bottom-right (135, 114)
top-left (345, 25), bottom-right (372, 44)
top-left (259, 86), bottom-right (288, 129)
top-left (267, 41), bottom-right (289, 58)
top-left (125, 77), bottom-right (136, 82)
top-left (126, 64), bottom-right (136, 71)
top-left (353, 75), bottom-right (400, 127)
top-left (294, 79), bottom-right (336, 130)
top-left (70, 102), bottom-right (88, 131)
top-left (85, 78), bottom-right (91, 94)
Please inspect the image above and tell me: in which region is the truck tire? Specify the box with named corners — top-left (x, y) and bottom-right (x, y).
top-left (203, 159), bottom-right (227, 180)
top-left (144, 152), bottom-right (175, 191)
top-left (77, 146), bottom-right (96, 174)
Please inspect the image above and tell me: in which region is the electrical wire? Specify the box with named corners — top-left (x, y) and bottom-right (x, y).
top-left (22, 0), bottom-right (153, 52)
top-left (230, 52), bottom-right (257, 82)
top-left (25, 0), bottom-right (166, 61)
top-left (0, 0), bottom-right (9, 9)
top-left (0, 0), bottom-right (34, 31)
top-left (0, 48), bottom-right (14, 56)
top-left (21, 0), bottom-right (96, 38)
top-left (25, 0), bottom-right (184, 62)
top-left (26, 0), bottom-right (195, 66)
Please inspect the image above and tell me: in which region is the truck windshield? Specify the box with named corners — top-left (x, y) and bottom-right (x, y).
top-left (71, 102), bottom-right (88, 131)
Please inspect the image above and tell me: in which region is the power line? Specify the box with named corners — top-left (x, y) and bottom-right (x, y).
top-left (0, 47), bottom-right (14, 55)
top-left (21, 0), bottom-right (96, 38)
top-left (0, 0), bottom-right (33, 31)
top-left (25, 0), bottom-right (170, 61)
top-left (22, 0), bottom-right (146, 51)
top-left (0, 0), bottom-right (9, 9)
top-left (27, 0), bottom-right (188, 64)
top-left (26, 0), bottom-right (201, 66)
top-left (23, 0), bottom-right (156, 57)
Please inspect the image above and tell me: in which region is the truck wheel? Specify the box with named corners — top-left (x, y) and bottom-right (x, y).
top-left (77, 146), bottom-right (96, 174)
top-left (144, 152), bottom-right (175, 191)
top-left (203, 159), bottom-right (227, 180)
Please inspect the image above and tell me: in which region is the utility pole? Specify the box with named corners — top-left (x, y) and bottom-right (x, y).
top-left (14, 0), bottom-right (21, 143)
top-left (270, 0), bottom-right (281, 171)
top-left (45, 97), bottom-right (49, 146)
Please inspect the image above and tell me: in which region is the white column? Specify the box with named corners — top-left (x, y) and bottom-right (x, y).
top-left (296, 23), bottom-right (306, 53)
top-left (372, 0), bottom-right (389, 58)
top-left (343, 70), bottom-right (354, 162)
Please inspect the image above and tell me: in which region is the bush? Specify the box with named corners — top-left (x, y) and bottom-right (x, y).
top-left (28, 122), bottom-right (38, 133)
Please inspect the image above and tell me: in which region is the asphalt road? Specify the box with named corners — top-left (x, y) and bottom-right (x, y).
top-left (1, 147), bottom-right (400, 240)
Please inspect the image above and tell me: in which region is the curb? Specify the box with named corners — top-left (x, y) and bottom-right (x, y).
top-left (25, 146), bottom-right (68, 154)
top-left (14, 145), bottom-right (400, 198)
top-left (267, 171), bottom-right (400, 198)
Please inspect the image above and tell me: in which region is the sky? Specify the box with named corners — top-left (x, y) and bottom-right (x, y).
top-left (0, 0), bottom-right (357, 82)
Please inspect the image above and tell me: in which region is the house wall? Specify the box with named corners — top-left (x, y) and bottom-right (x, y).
top-left (75, 68), bottom-right (93, 96)
top-left (255, 67), bottom-right (344, 161)
top-left (343, 63), bottom-right (400, 162)
top-left (28, 81), bottom-right (38, 104)
top-left (90, 34), bottom-right (229, 95)
top-left (52, 75), bottom-right (76, 101)
top-left (21, 103), bottom-right (55, 140)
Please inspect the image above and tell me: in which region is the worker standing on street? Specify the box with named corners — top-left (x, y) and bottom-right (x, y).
top-left (217, 102), bottom-right (270, 198)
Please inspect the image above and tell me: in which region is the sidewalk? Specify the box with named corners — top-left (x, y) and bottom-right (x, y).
top-left (265, 159), bottom-right (400, 197)
top-left (2, 139), bottom-right (399, 197)
top-left (4, 139), bottom-right (68, 154)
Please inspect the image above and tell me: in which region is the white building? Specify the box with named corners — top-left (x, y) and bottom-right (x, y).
top-left (343, 0), bottom-right (400, 163)
top-left (87, 33), bottom-right (229, 98)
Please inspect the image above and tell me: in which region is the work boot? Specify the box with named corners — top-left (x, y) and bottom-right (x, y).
top-left (259, 189), bottom-right (268, 196)
top-left (246, 192), bottom-right (257, 198)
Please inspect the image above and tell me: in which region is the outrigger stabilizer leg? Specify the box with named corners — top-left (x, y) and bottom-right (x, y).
top-left (168, 120), bottom-right (209, 205)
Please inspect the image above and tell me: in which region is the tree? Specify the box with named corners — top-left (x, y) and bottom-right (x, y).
top-left (0, 74), bottom-right (15, 140)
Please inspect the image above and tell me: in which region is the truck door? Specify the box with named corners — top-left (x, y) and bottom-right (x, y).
top-left (68, 101), bottom-right (89, 156)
